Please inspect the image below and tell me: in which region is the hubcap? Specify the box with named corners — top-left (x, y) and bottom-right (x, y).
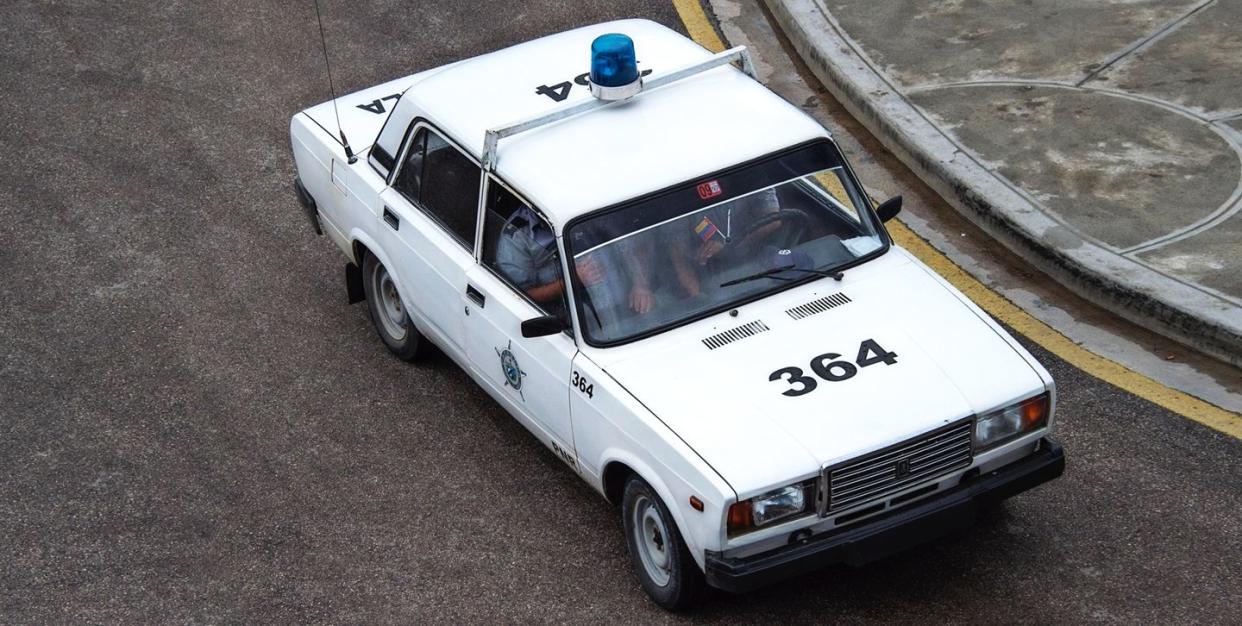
top-left (632, 495), bottom-right (672, 586)
top-left (372, 264), bottom-right (407, 341)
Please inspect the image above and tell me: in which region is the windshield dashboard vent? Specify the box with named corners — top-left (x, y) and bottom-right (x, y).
top-left (702, 320), bottom-right (770, 350)
top-left (786, 292), bottom-right (851, 320)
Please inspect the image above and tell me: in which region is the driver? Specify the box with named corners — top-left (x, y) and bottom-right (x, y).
top-left (672, 187), bottom-right (783, 297)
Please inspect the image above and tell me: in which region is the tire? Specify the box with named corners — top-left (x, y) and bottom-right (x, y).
top-left (622, 476), bottom-right (705, 611)
top-left (361, 252), bottom-right (428, 361)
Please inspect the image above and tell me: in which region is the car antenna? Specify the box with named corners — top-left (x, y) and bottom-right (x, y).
top-left (312, 0), bottom-right (356, 164)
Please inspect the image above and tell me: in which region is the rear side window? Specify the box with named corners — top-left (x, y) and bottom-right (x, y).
top-left (393, 127), bottom-right (481, 248)
top-left (393, 129), bottom-right (426, 201)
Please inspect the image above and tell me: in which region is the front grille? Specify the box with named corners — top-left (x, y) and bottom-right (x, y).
top-left (824, 420), bottom-right (973, 514)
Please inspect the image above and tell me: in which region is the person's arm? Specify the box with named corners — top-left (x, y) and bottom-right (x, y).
top-left (620, 238), bottom-right (655, 313)
top-left (497, 231), bottom-right (561, 302)
top-left (524, 277), bottom-right (565, 304)
top-left (694, 237), bottom-right (726, 265)
top-left (522, 253), bottom-right (606, 302)
top-left (745, 219), bottom-right (783, 246)
top-left (671, 241), bottom-right (701, 297)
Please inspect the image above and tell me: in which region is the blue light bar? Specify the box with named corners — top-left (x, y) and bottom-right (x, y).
top-left (590, 34), bottom-right (642, 101)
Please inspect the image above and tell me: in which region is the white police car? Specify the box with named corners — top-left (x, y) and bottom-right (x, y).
top-left (290, 20), bottom-right (1065, 610)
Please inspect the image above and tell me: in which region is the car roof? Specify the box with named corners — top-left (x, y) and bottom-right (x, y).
top-left (404, 19), bottom-right (829, 229)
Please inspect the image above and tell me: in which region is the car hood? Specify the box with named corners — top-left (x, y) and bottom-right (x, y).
top-left (590, 251), bottom-right (1047, 498)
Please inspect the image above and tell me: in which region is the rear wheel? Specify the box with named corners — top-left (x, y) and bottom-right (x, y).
top-left (361, 252), bottom-right (427, 361)
top-left (622, 476), bottom-right (705, 610)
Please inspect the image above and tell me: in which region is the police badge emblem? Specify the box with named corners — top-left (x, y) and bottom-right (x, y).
top-left (495, 340), bottom-right (526, 400)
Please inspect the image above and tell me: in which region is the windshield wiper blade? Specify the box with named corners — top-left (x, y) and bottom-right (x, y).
top-left (719, 264), bottom-right (844, 288)
top-left (720, 264), bottom-right (795, 287)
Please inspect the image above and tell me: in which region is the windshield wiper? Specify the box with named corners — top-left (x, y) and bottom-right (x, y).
top-left (719, 264), bottom-right (844, 288)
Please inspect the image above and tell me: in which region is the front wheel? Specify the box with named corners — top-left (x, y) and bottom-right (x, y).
top-left (622, 476), bottom-right (705, 610)
top-left (361, 252), bottom-right (428, 361)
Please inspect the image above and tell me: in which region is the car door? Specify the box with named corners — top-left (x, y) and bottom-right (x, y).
top-left (376, 123), bottom-right (481, 357)
top-left (463, 176), bottom-right (578, 463)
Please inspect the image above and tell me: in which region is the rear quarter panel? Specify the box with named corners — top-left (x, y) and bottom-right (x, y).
top-left (290, 114), bottom-right (353, 258)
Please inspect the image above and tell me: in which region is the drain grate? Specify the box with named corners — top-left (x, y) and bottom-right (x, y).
top-left (701, 320), bottom-right (770, 350)
top-left (785, 292), bottom-right (851, 320)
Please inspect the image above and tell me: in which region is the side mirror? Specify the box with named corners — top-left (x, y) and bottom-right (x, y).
top-left (521, 314), bottom-right (567, 338)
top-left (875, 195), bottom-right (903, 223)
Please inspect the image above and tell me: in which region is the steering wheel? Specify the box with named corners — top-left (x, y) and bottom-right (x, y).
top-left (737, 207), bottom-right (813, 250)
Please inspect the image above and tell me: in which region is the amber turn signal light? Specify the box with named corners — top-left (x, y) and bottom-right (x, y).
top-left (727, 501), bottom-right (753, 535)
top-left (1021, 394), bottom-right (1050, 430)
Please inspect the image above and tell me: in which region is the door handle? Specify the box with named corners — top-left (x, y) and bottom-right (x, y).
top-left (382, 207), bottom-right (399, 230)
top-left (465, 284), bottom-right (485, 307)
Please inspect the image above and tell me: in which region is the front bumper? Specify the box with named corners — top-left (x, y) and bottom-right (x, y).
top-left (704, 437), bottom-right (1065, 593)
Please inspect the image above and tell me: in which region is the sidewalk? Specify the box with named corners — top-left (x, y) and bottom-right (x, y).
top-left (766, 0), bottom-right (1242, 366)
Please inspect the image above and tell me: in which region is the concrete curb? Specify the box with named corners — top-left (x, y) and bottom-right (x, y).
top-left (765, 0), bottom-right (1242, 367)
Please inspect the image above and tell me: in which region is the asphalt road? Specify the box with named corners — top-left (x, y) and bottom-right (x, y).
top-left (1, 0), bottom-right (1239, 623)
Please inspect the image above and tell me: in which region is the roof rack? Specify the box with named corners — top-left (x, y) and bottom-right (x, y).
top-left (482, 46), bottom-right (757, 171)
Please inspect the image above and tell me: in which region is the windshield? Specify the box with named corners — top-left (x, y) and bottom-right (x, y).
top-left (564, 141), bottom-right (886, 346)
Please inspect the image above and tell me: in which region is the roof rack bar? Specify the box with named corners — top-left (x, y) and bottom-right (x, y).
top-left (482, 46), bottom-right (757, 171)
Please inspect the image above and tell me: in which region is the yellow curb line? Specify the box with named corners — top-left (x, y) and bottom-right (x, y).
top-left (673, 0), bottom-right (728, 52)
top-left (672, 0), bottom-right (1241, 438)
top-left (889, 221), bottom-right (1242, 437)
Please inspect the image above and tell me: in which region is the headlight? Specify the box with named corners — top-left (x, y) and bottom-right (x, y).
top-left (974, 393), bottom-right (1050, 452)
top-left (727, 481), bottom-right (815, 536)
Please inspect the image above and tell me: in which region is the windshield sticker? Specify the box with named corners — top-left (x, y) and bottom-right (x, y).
top-left (697, 180), bottom-right (723, 200)
top-left (769, 339), bottom-right (898, 397)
